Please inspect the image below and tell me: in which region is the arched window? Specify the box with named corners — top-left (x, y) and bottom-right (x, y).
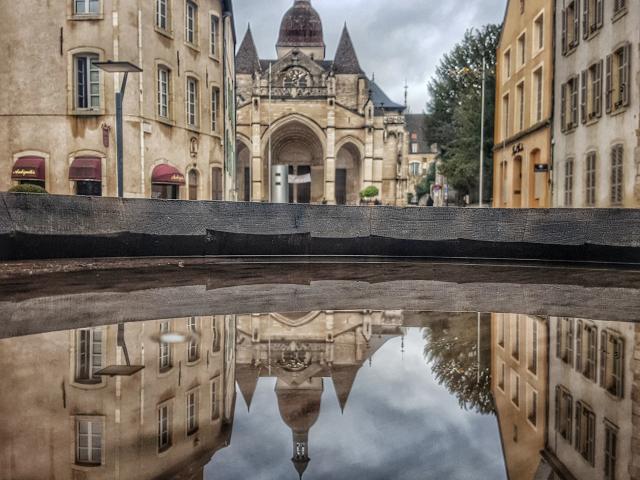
top-left (188, 169), bottom-right (199, 200)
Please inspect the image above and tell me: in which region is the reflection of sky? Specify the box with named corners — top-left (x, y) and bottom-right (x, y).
top-left (206, 329), bottom-right (506, 480)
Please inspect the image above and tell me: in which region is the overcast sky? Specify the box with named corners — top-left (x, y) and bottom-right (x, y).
top-left (233, 0), bottom-right (505, 113)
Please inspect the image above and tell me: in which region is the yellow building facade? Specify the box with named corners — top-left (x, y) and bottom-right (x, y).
top-left (493, 0), bottom-right (554, 208)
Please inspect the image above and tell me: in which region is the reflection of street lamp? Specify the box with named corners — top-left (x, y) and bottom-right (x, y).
top-left (94, 61), bottom-right (143, 198)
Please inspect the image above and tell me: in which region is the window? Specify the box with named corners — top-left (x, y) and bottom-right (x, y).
top-left (502, 93), bottom-right (510, 139)
top-left (188, 169), bottom-right (199, 200)
top-left (186, 390), bottom-right (199, 435)
top-left (411, 143), bottom-right (419, 154)
top-left (528, 388), bottom-right (538, 426)
top-left (534, 13), bottom-right (544, 50)
top-left (581, 61), bottom-right (603, 123)
top-left (606, 44), bottom-right (631, 113)
top-left (511, 372), bottom-right (520, 406)
top-left (74, 54), bottom-right (100, 110)
top-left (74, 0), bottom-right (99, 15)
top-left (503, 49), bottom-right (512, 80)
top-left (575, 402), bottom-right (596, 465)
top-left (185, 1), bottom-right (198, 45)
top-left (211, 86), bottom-right (220, 132)
top-left (533, 67), bottom-right (543, 123)
top-left (604, 422), bottom-right (618, 480)
top-left (516, 82), bottom-right (525, 131)
top-left (158, 403), bottom-right (171, 452)
top-left (528, 317), bottom-right (538, 374)
top-left (156, 0), bottom-right (169, 31)
top-left (613, 0), bottom-right (626, 16)
top-left (561, 76), bottom-right (579, 132)
top-left (576, 322), bottom-right (597, 381)
top-left (511, 316), bottom-right (520, 360)
top-left (600, 331), bottom-right (624, 398)
top-left (586, 151), bottom-right (597, 206)
top-left (75, 328), bottom-right (103, 384)
top-left (497, 315), bottom-right (505, 347)
top-left (517, 33), bottom-right (526, 66)
top-left (562, 1), bottom-right (580, 54)
top-left (583, 0), bottom-right (604, 38)
top-left (212, 318), bottom-right (221, 352)
top-left (212, 167), bottom-right (223, 200)
top-left (210, 15), bottom-right (219, 56)
top-left (186, 77), bottom-right (199, 128)
top-left (157, 66), bottom-right (170, 119)
top-left (76, 417), bottom-right (103, 465)
top-left (555, 386), bottom-right (573, 443)
top-left (159, 321), bottom-right (172, 372)
top-left (211, 381), bottom-right (220, 420)
top-left (611, 144), bottom-right (624, 205)
top-left (187, 317), bottom-right (200, 362)
top-left (409, 162), bottom-right (420, 176)
top-left (556, 317), bottom-right (574, 365)
top-left (564, 159), bottom-right (574, 206)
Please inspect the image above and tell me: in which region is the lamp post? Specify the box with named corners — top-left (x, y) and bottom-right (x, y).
top-left (94, 61), bottom-right (143, 198)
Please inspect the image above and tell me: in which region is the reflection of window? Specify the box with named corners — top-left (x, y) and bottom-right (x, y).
top-left (511, 316), bottom-right (520, 361)
top-left (158, 403), bottom-right (171, 452)
top-left (187, 317), bottom-right (200, 362)
top-left (527, 388), bottom-right (538, 426)
top-left (575, 401), bottom-right (596, 465)
top-left (555, 386), bottom-right (573, 443)
top-left (74, 54), bottom-right (100, 110)
top-left (604, 421), bottom-right (618, 480)
top-left (212, 319), bottom-right (221, 352)
top-left (556, 317), bottom-right (574, 366)
top-left (498, 362), bottom-right (505, 391)
top-left (576, 321), bottom-right (597, 381)
top-left (74, 0), bottom-right (100, 15)
top-left (159, 321), bottom-right (172, 372)
top-left (186, 391), bottom-right (198, 435)
top-left (76, 417), bottom-right (103, 466)
top-left (497, 315), bottom-right (505, 347)
top-left (76, 328), bottom-right (103, 384)
top-left (511, 371), bottom-right (520, 406)
top-left (211, 381), bottom-right (220, 420)
top-left (528, 317), bottom-right (538, 374)
top-left (600, 331), bottom-right (624, 398)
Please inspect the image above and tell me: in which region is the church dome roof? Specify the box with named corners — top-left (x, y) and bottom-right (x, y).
top-left (277, 0), bottom-right (324, 48)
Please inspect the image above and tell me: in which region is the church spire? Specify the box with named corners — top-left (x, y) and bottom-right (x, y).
top-left (331, 365), bottom-right (360, 413)
top-left (236, 24), bottom-right (261, 74)
top-left (333, 24), bottom-right (364, 74)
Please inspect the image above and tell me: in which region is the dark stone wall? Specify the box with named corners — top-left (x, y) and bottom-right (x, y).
top-left (1, 192), bottom-right (640, 262)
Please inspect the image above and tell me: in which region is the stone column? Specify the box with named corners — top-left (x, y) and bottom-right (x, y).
top-left (364, 106), bottom-right (375, 189)
top-left (324, 98), bottom-right (336, 204)
top-left (251, 96), bottom-right (263, 202)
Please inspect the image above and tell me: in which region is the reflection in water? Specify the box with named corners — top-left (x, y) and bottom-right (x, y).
top-left (2, 309), bottom-right (640, 479)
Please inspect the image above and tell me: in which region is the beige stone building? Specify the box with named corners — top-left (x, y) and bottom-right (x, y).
top-left (493, 0), bottom-right (554, 208)
top-left (405, 114), bottom-right (439, 204)
top-left (234, 0), bottom-right (409, 205)
top-left (0, 0), bottom-right (236, 200)
top-left (552, 0), bottom-right (639, 208)
top-left (492, 313), bottom-right (548, 479)
top-left (235, 310), bottom-right (404, 478)
top-left (0, 316), bottom-right (236, 479)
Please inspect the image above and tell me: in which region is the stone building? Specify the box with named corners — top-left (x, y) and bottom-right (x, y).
top-left (405, 114), bottom-right (439, 204)
top-left (492, 314), bottom-right (549, 479)
top-left (0, 316), bottom-right (236, 479)
top-left (0, 0), bottom-right (236, 200)
top-left (493, 0), bottom-right (554, 208)
top-left (235, 0), bottom-right (409, 205)
top-left (552, 0), bottom-right (639, 208)
top-left (235, 310), bottom-right (404, 478)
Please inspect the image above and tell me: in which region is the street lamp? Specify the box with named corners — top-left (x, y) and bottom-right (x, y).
top-left (94, 61), bottom-right (143, 198)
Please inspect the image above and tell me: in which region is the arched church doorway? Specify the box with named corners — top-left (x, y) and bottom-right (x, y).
top-left (264, 120), bottom-right (324, 204)
top-left (236, 140), bottom-right (251, 202)
top-left (336, 143), bottom-right (362, 205)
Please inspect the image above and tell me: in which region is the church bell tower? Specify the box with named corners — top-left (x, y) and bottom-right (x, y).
top-left (276, 0), bottom-right (326, 60)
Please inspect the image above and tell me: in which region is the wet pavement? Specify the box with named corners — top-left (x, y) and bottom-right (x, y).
top-left (0, 259), bottom-right (639, 479)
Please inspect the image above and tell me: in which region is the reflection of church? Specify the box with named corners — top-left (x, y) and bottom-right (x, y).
top-left (235, 0), bottom-right (409, 206)
top-left (235, 310), bottom-right (405, 478)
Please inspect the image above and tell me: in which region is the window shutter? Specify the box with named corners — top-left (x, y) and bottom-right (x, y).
top-left (555, 386), bottom-right (561, 431)
top-left (574, 1), bottom-right (581, 47)
top-left (567, 396), bottom-right (573, 444)
top-left (600, 330), bottom-right (607, 387)
top-left (575, 402), bottom-right (582, 451)
top-left (581, 71), bottom-right (588, 123)
top-left (582, 0), bottom-right (589, 39)
top-left (562, 8), bottom-right (568, 54)
top-left (605, 54), bottom-right (613, 113)
top-left (622, 43), bottom-right (631, 106)
top-left (576, 321), bottom-right (583, 370)
top-left (596, 0), bottom-right (604, 27)
top-left (571, 78), bottom-right (579, 127)
top-left (595, 60), bottom-right (603, 117)
top-left (561, 83), bottom-right (567, 132)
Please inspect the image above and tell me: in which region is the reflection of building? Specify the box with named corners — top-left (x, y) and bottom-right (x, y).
top-left (0, 1), bottom-right (236, 200)
top-left (235, 0), bottom-right (409, 205)
top-left (493, 0), bottom-right (553, 208)
top-left (235, 310), bottom-right (404, 478)
top-left (491, 314), bottom-right (548, 479)
top-left (0, 316), bottom-right (235, 479)
top-left (543, 318), bottom-right (634, 480)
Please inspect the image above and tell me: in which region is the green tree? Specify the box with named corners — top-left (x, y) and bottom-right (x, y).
top-left (425, 24), bottom-right (500, 203)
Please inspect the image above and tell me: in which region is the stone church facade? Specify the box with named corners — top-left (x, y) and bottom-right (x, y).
top-left (235, 0), bottom-right (410, 205)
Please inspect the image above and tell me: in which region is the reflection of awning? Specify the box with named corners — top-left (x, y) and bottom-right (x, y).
top-left (289, 173), bottom-right (311, 184)
top-left (152, 164), bottom-right (185, 185)
top-left (69, 157), bottom-right (102, 181)
top-left (12, 156), bottom-right (45, 180)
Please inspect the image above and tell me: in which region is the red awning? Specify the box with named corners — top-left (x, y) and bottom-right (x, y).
top-left (12, 156), bottom-right (45, 181)
top-left (69, 157), bottom-right (102, 181)
top-left (152, 164), bottom-right (185, 185)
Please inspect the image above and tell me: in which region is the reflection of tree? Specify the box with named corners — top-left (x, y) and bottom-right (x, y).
top-left (423, 319), bottom-right (493, 415)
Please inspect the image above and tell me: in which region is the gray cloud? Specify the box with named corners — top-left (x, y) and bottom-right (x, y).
top-left (232, 0), bottom-right (505, 112)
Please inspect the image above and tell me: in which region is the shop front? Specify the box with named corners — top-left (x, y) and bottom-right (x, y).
top-left (12, 156), bottom-right (46, 189)
top-left (69, 157), bottom-right (102, 196)
top-left (151, 164), bottom-right (185, 199)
